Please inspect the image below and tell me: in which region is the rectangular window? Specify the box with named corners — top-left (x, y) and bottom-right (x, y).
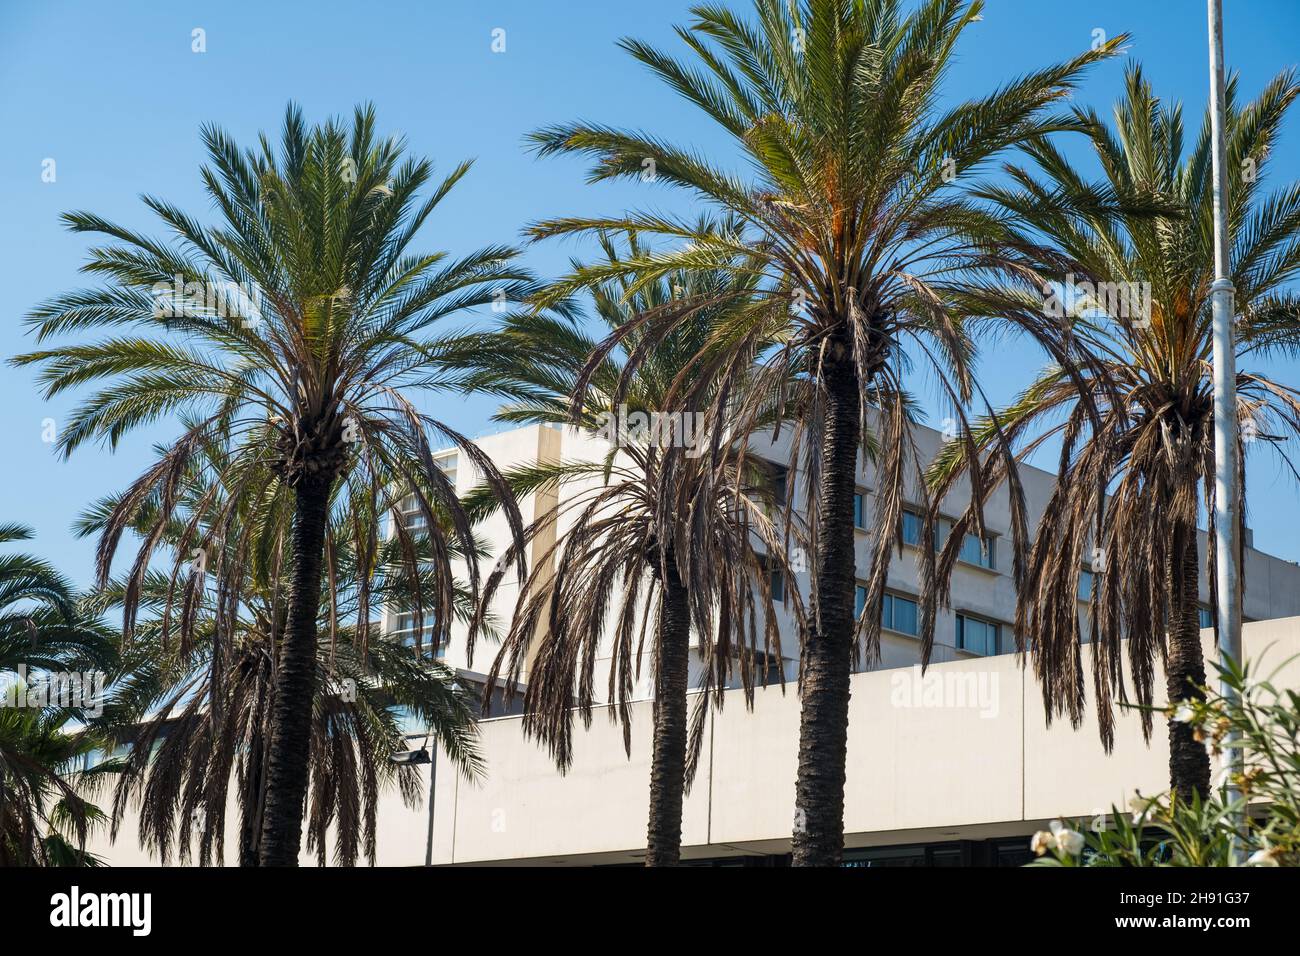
top-left (1198, 606), bottom-right (1214, 629)
top-left (396, 454), bottom-right (457, 535)
top-left (1078, 568), bottom-right (1095, 602)
top-left (903, 509), bottom-right (996, 569)
top-left (853, 492), bottom-right (866, 530)
top-left (900, 509), bottom-right (926, 547)
top-left (770, 567), bottom-right (786, 602)
top-left (882, 592), bottom-right (919, 636)
top-left (434, 451), bottom-right (458, 486)
top-left (755, 460), bottom-right (787, 508)
top-left (956, 613), bottom-right (1003, 656)
top-left (752, 651), bottom-right (784, 685)
top-left (857, 587), bottom-right (921, 636)
top-left (391, 612), bottom-right (446, 658)
top-left (939, 519), bottom-right (996, 569)
top-left (397, 495), bottom-right (428, 534)
top-left (956, 530), bottom-right (995, 569)
top-left (758, 554), bottom-right (786, 602)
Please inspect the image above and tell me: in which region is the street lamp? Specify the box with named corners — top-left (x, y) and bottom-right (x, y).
top-left (1205, 0), bottom-right (1243, 853)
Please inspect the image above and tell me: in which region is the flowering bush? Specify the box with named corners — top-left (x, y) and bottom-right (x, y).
top-left (1029, 654), bottom-right (1300, 867)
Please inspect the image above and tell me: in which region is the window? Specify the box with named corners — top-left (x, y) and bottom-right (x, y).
top-left (900, 508), bottom-right (996, 569)
top-left (751, 650), bottom-right (785, 685)
top-left (1198, 606), bottom-right (1214, 629)
top-left (856, 587), bottom-right (920, 636)
top-left (938, 520), bottom-right (996, 569)
top-left (758, 555), bottom-right (786, 601)
top-left (391, 612), bottom-right (446, 658)
top-left (853, 492), bottom-right (867, 530)
top-left (755, 460), bottom-right (787, 509)
top-left (1078, 568), bottom-right (1095, 602)
top-left (956, 613), bottom-right (1004, 656)
top-left (396, 496), bottom-right (428, 534)
top-left (882, 592), bottom-right (919, 636)
top-left (395, 454), bottom-right (458, 535)
top-left (770, 567), bottom-right (786, 602)
top-left (433, 451), bottom-right (458, 486)
top-left (388, 704), bottom-right (427, 735)
top-left (954, 529), bottom-right (995, 569)
top-left (900, 509), bottom-right (926, 547)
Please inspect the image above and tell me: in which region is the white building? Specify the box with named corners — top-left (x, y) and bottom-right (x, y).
top-left (88, 421), bottom-right (1300, 865)
top-left (392, 421), bottom-right (1300, 694)
top-left (379, 421), bottom-right (1300, 866)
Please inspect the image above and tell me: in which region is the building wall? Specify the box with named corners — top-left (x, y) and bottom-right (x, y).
top-left (421, 616), bottom-right (1300, 866)
top-left (440, 422), bottom-right (1300, 699)
top-left (86, 618), bottom-right (1300, 866)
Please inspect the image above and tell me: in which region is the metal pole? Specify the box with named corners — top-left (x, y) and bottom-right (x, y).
top-left (424, 742), bottom-right (438, 866)
top-left (425, 679), bottom-right (459, 866)
top-left (1206, 0), bottom-right (1243, 845)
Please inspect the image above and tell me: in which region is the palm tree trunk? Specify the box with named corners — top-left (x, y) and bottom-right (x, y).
top-left (1166, 520), bottom-right (1211, 803)
top-left (792, 347), bottom-right (859, 866)
top-left (257, 476), bottom-right (331, 866)
top-left (645, 560), bottom-right (690, 866)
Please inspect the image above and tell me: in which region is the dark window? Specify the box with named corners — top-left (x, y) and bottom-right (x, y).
top-left (770, 567), bottom-right (786, 602)
top-left (391, 612), bottom-right (446, 658)
top-left (902, 509), bottom-right (996, 569)
top-left (754, 460), bottom-right (787, 508)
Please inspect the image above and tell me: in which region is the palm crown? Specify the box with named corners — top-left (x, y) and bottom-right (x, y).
top-left (527, 0), bottom-right (1125, 659)
top-left (14, 103), bottom-right (540, 648)
top-left (452, 232), bottom-right (803, 772)
top-left (13, 102), bottom-right (547, 864)
top-left (932, 65), bottom-right (1300, 771)
top-left (521, 0), bottom-right (1124, 864)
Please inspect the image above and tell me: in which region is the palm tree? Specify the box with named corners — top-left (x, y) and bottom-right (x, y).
top-left (0, 524), bottom-right (116, 866)
top-left (78, 444), bottom-right (485, 866)
top-left (930, 66), bottom-right (1300, 802)
top-left (451, 232), bottom-right (804, 865)
top-left (521, 0), bottom-right (1122, 863)
top-left (13, 104), bottom-right (541, 864)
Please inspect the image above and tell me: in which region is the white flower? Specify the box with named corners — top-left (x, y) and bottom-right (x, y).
top-left (1172, 703), bottom-right (1197, 724)
top-left (1056, 828), bottom-right (1085, 856)
top-left (1030, 830), bottom-right (1057, 856)
top-left (1247, 847), bottom-right (1281, 867)
top-left (1129, 793), bottom-right (1154, 823)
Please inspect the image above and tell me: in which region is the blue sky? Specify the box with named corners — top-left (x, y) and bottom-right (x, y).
top-left (3, 0), bottom-right (1299, 586)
